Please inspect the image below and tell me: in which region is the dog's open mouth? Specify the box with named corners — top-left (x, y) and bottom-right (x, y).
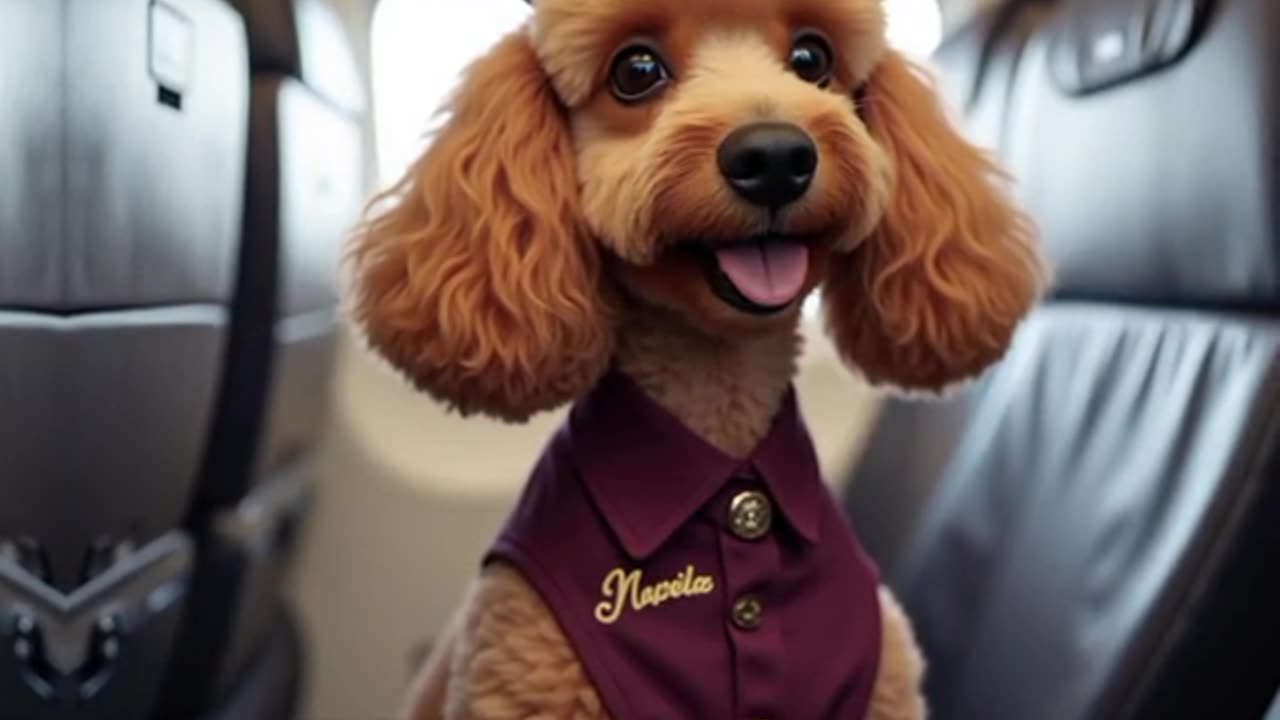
top-left (692, 237), bottom-right (811, 315)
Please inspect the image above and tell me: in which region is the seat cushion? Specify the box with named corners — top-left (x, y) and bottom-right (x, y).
top-left (889, 304), bottom-right (1280, 720)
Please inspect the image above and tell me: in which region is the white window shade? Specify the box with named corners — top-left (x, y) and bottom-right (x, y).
top-left (371, 1), bottom-right (530, 185)
top-left (371, 0), bottom-right (944, 186)
top-left (885, 0), bottom-right (945, 60)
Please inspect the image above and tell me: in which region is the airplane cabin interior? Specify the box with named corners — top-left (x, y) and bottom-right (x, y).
top-left (0, 0), bottom-right (1276, 719)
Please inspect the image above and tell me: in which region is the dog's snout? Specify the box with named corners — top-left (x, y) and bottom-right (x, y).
top-left (717, 123), bottom-right (818, 209)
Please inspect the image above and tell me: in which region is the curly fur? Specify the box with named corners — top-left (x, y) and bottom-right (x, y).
top-left (871, 587), bottom-right (930, 720)
top-left (443, 566), bottom-right (606, 720)
top-left (348, 31), bottom-right (616, 422)
top-left (355, 1), bottom-right (1046, 717)
top-left (614, 302), bottom-right (802, 457)
top-left (823, 52), bottom-right (1048, 390)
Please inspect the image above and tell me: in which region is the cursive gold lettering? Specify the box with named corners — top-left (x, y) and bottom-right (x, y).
top-left (593, 564), bottom-right (716, 625)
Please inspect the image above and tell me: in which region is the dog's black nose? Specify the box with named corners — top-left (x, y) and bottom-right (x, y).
top-left (717, 122), bottom-right (818, 208)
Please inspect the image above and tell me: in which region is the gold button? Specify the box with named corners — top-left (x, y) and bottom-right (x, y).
top-left (731, 595), bottom-right (764, 630)
top-left (729, 490), bottom-right (773, 541)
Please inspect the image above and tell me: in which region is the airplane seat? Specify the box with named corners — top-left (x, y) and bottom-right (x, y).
top-left (157, 0), bottom-right (366, 717)
top-left (0, 1), bottom-right (249, 718)
top-left (844, 0), bottom-right (1280, 718)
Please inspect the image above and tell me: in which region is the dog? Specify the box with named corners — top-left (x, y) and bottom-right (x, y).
top-left (349, 0), bottom-right (1046, 717)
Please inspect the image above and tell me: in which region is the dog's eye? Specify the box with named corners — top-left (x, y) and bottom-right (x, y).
top-left (609, 45), bottom-right (670, 102)
top-left (789, 33), bottom-right (834, 86)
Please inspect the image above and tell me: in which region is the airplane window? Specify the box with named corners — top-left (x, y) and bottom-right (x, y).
top-left (371, 0), bottom-right (944, 186)
top-left (370, 1), bottom-right (531, 185)
top-left (886, 0), bottom-right (945, 59)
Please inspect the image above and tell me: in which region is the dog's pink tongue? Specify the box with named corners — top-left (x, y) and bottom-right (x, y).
top-left (714, 242), bottom-right (810, 307)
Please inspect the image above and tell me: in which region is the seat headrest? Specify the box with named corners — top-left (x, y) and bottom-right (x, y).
top-left (1005, 0), bottom-right (1279, 309)
top-left (1048, 0), bottom-right (1212, 95)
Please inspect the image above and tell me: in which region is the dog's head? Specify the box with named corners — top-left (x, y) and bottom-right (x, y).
top-left (349, 0), bottom-right (1047, 422)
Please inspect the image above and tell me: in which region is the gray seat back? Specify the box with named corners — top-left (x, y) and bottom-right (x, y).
top-left (0, 0), bottom-right (249, 715)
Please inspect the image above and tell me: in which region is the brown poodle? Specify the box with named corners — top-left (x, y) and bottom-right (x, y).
top-left (350, 0), bottom-right (1046, 717)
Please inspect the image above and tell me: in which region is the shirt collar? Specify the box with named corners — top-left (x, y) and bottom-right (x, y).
top-left (569, 370), bottom-right (825, 560)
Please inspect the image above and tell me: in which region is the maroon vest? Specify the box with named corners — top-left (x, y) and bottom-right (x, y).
top-left (486, 371), bottom-right (882, 719)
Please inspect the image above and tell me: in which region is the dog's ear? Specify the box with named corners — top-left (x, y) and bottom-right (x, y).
top-left (348, 29), bottom-right (615, 422)
top-left (824, 50), bottom-right (1047, 391)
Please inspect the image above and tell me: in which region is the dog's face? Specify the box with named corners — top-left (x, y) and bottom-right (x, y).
top-left (349, 0), bottom-right (1047, 421)
top-left (533, 0), bottom-right (890, 337)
